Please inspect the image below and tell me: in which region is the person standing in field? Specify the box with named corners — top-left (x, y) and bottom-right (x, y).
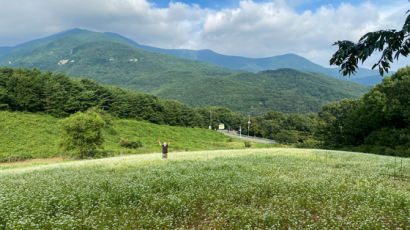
top-left (158, 139), bottom-right (170, 159)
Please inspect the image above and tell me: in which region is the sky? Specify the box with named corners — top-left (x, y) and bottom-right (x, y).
top-left (0, 0), bottom-right (409, 70)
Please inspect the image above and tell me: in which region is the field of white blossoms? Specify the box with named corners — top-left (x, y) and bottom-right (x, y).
top-left (0, 148), bottom-right (409, 229)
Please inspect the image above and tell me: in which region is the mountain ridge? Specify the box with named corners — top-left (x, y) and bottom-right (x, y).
top-left (1, 28), bottom-right (385, 86)
top-left (0, 28), bottom-right (370, 115)
top-left (131, 42), bottom-right (385, 85)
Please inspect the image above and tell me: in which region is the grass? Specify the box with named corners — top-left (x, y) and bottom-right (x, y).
top-left (0, 148), bottom-right (408, 229)
top-left (0, 111), bottom-right (272, 162)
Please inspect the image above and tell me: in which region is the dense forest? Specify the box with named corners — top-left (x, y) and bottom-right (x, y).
top-left (316, 67), bottom-right (409, 157)
top-left (0, 67), bottom-right (408, 157)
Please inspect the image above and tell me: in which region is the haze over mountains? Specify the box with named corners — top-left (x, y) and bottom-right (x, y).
top-left (0, 28), bottom-right (370, 115)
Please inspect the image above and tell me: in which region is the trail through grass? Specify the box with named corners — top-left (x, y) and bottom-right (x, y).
top-left (0, 148), bottom-right (409, 229)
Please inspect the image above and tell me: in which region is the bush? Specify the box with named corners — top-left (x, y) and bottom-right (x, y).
top-left (296, 138), bottom-right (322, 148)
top-left (120, 137), bottom-right (143, 149)
top-left (59, 111), bottom-right (106, 158)
top-left (0, 104), bottom-right (9, 110)
top-left (244, 141), bottom-right (252, 148)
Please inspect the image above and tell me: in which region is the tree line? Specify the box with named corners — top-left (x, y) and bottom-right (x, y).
top-left (0, 67), bottom-right (244, 129)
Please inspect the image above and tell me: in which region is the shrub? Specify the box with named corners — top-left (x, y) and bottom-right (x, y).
top-left (120, 137), bottom-right (143, 149)
top-left (60, 111), bottom-right (106, 158)
top-left (244, 141), bottom-right (252, 148)
top-left (296, 138), bottom-right (322, 148)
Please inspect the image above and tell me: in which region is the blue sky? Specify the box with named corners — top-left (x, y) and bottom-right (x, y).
top-left (150, 0), bottom-right (398, 12)
top-left (0, 0), bottom-right (408, 70)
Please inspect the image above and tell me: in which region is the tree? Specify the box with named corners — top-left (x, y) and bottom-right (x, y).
top-left (60, 111), bottom-right (106, 158)
top-left (330, 9), bottom-right (410, 76)
top-left (6, 69), bottom-right (43, 111)
top-left (316, 99), bottom-right (361, 146)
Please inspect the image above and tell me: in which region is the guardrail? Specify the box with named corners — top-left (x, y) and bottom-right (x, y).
top-left (217, 130), bottom-right (276, 144)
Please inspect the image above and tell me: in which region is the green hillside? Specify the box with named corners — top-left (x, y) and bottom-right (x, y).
top-left (0, 29), bottom-right (370, 114)
top-left (158, 69), bottom-right (370, 114)
top-left (0, 111), bottom-right (254, 162)
top-left (1, 148), bottom-right (408, 228)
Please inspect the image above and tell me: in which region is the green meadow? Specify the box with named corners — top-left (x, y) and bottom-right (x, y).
top-left (0, 111), bottom-right (268, 162)
top-left (0, 148), bottom-right (408, 229)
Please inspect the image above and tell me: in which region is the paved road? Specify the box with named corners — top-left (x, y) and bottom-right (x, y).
top-left (217, 130), bottom-right (276, 144)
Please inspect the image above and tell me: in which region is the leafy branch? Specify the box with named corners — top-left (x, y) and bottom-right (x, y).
top-left (330, 10), bottom-right (410, 76)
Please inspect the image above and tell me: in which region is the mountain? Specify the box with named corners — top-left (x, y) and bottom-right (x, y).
top-left (156, 68), bottom-right (369, 114)
top-left (0, 28), bottom-right (370, 115)
top-left (84, 31), bottom-right (386, 86)
top-left (0, 29), bottom-right (388, 86)
top-left (0, 47), bottom-right (13, 56)
top-left (129, 41), bottom-right (385, 86)
top-left (0, 28), bottom-right (235, 90)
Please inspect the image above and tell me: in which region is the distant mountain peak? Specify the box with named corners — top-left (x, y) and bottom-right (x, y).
top-left (53, 28), bottom-right (91, 36)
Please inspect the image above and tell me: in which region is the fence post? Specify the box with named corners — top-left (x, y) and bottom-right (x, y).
top-left (394, 157), bottom-right (396, 179)
top-left (400, 157), bottom-right (403, 179)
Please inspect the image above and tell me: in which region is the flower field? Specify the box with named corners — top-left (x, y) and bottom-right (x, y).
top-left (0, 148), bottom-right (409, 229)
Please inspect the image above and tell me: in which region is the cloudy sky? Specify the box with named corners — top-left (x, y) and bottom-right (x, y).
top-left (0, 0), bottom-right (409, 70)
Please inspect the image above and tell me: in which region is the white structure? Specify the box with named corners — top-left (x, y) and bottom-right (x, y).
top-left (58, 59), bottom-right (69, 65)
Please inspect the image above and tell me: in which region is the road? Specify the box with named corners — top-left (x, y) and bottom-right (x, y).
top-left (217, 130), bottom-right (276, 144)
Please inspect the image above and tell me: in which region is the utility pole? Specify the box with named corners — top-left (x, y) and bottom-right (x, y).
top-left (247, 115), bottom-right (251, 137)
top-left (209, 109), bottom-right (212, 129)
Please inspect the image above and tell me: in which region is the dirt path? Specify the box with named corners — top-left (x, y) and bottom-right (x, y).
top-left (0, 157), bottom-right (64, 166)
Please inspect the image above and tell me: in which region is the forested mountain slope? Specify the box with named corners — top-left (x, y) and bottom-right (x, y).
top-left (157, 69), bottom-right (370, 114)
top-left (131, 39), bottom-right (384, 86)
top-left (0, 29), bottom-right (369, 114)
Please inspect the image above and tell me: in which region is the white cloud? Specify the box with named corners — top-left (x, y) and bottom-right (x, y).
top-left (198, 0), bottom-right (408, 68)
top-left (0, 0), bottom-right (408, 69)
top-left (0, 0), bottom-right (207, 48)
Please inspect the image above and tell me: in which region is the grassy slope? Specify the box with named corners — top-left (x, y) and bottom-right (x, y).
top-left (0, 111), bottom-right (260, 162)
top-left (0, 148), bottom-right (408, 229)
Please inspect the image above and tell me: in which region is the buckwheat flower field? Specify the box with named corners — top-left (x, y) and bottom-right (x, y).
top-left (0, 148), bottom-right (409, 229)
